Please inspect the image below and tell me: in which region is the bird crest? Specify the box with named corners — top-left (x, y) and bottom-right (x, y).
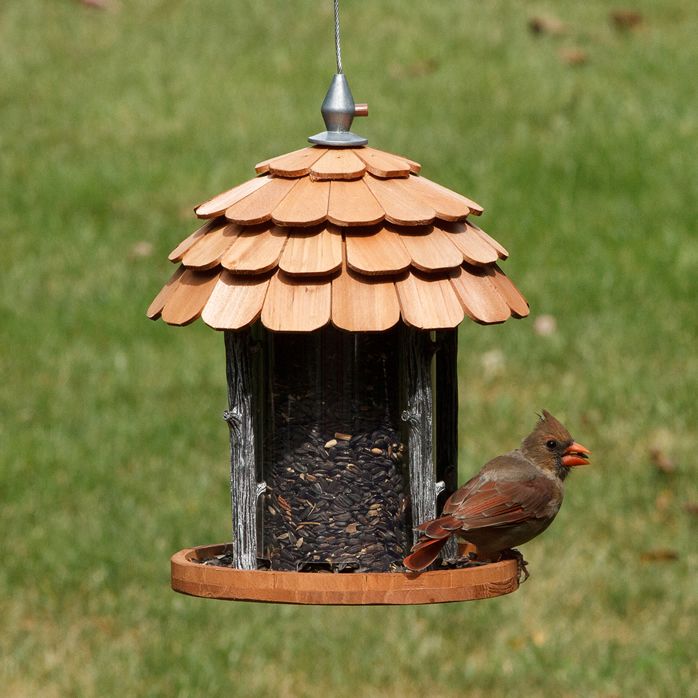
top-left (534, 410), bottom-right (572, 443)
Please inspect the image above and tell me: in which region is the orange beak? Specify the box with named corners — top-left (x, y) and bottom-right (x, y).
top-left (562, 441), bottom-right (591, 467)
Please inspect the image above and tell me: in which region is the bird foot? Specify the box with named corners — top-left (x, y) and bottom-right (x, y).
top-left (501, 549), bottom-right (530, 583)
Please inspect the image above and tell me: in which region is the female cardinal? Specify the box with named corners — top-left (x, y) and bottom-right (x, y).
top-left (402, 410), bottom-right (591, 571)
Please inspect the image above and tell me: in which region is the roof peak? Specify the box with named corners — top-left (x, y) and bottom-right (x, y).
top-left (254, 145), bottom-right (420, 181)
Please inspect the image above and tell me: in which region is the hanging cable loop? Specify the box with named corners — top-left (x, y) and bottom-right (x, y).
top-left (334, 0), bottom-right (343, 74)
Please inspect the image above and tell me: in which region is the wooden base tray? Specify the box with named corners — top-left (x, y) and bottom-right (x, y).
top-left (171, 543), bottom-right (520, 605)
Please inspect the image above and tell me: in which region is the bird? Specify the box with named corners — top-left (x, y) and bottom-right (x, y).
top-left (403, 410), bottom-right (591, 572)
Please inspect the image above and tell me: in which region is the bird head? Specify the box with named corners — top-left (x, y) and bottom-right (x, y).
top-left (521, 410), bottom-right (591, 479)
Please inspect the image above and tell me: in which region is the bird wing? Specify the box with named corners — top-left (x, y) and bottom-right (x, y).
top-left (443, 460), bottom-right (557, 530)
top-left (415, 514), bottom-right (463, 539)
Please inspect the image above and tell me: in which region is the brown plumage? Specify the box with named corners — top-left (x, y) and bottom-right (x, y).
top-left (403, 411), bottom-right (591, 571)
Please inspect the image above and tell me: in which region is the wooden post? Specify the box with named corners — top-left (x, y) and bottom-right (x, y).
top-left (402, 326), bottom-right (437, 545)
top-left (224, 329), bottom-right (257, 570)
top-left (435, 328), bottom-right (459, 560)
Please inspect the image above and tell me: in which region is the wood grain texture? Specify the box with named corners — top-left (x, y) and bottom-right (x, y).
top-left (195, 176), bottom-right (272, 218)
top-left (147, 265), bottom-right (186, 319)
top-left (491, 264), bottom-right (529, 317)
top-left (402, 327), bottom-right (438, 544)
top-left (224, 331), bottom-right (258, 569)
top-left (345, 226), bottom-right (411, 275)
top-left (439, 221), bottom-right (499, 266)
top-left (417, 176), bottom-right (484, 215)
top-left (405, 175), bottom-right (471, 221)
top-left (398, 226), bottom-right (464, 272)
top-left (181, 222), bottom-right (240, 269)
top-left (168, 219), bottom-right (219, 262)
top-left (331, 263), bottom-right (400, 331)
top-left (171, 544), bottom-right (520, 605)
top-left (470, 222), bottom-right (509, 259)
top-left (278, 226), bottom-right (342, 276)
top-left (224, 176), bottom-right (297, 225)
top-left (310, 149), bottom-right (366, 180)
top-left (255, 147), bottom-right (308, 174)
top-left (355, 147), bottom-right (411, 178)
top-left (261, 272), bottom-right (331, 331)
top-left (449, 265), bottom-right (511, 324)
top-left (160, 268), bottom-right (221, 326)
top-left (396, 271), bottom-right (465, 329)
top-left (328, 179), bottom-right (385, 227)
top-left (220, 225), bottom-right (288, 274)
top-left (256, 147), bottom-right (328, 177)
top-left (363, 175), bottom-right (435, 226)
top-left (272, 177), bottom-right (330, 227)
top-left (202, 271), bottom-right (270, 330)
top-left (255, 150), bottom-right (295, 174)
top-left (374, 148), bottom-right (421, 174)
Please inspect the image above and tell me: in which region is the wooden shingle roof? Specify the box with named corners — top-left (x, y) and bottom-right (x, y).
top-left (147, 145), bottom-right (528, 331)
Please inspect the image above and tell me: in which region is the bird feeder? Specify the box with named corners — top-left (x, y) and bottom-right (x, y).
top-left (148, 9), bottom-right (530, 605)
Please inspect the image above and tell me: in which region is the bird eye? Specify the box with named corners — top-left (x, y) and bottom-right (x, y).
top-left (546, 439), bottom-right (558, 450)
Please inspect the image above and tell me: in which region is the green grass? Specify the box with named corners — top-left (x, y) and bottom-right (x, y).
top-left (2, 0), bottom-right (697, 696)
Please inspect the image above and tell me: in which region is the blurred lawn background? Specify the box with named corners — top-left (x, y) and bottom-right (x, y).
top-left (1, 0), bottom-right (696, 696)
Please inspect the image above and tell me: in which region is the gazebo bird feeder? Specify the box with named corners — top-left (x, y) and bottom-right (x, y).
top-left (148, 4), bottom-right (529, 605)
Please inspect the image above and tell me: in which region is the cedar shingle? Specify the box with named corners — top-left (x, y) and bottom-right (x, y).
top-left (150, 145), bottom-right (526, 331)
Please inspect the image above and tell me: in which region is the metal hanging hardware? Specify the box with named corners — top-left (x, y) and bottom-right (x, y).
top-left (308, 0), bottom-right (368, 147)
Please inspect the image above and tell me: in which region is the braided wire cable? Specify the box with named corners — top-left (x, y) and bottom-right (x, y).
top-left (334, 0), bottom-right (343, 73)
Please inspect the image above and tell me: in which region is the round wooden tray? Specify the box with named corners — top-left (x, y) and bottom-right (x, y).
top-left (171, 543), bottom-right (520, 605)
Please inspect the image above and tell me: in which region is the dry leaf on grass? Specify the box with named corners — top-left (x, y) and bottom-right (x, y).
top-left (649, 447), bottom-right (676, 475)
top-left (640, 549), bottom-right (679, 563)
top-left (610, 9), bottom-right (644, 31)
top-left (389, 58), bottom-right (439, 79)
top-left (683, 502), bottom-right (698, 518)
top-left (528, 15), bottom-right (567, 36)
top-left (559, 47), bottom-right (589, 66)
top-left (407, 58), bottom-right (439, 78)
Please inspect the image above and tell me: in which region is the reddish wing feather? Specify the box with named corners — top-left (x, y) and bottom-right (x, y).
top-left (416, 515), bottom-right (462, 539)
top-left (403, 537), bottom-right (448, 571)
top-left (443, 475), bottom-right (493, 512)
top-left (446, 477), bottom-right (555, 529)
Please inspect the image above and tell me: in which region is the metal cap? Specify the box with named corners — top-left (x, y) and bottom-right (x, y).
top-left (308, 73), bottom-right (368, 147)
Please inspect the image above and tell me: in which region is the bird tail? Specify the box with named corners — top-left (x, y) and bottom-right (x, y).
top-left (403, 537), bottom-right (448, 571)
top-left (402, 514), bottom-right (462, 571)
